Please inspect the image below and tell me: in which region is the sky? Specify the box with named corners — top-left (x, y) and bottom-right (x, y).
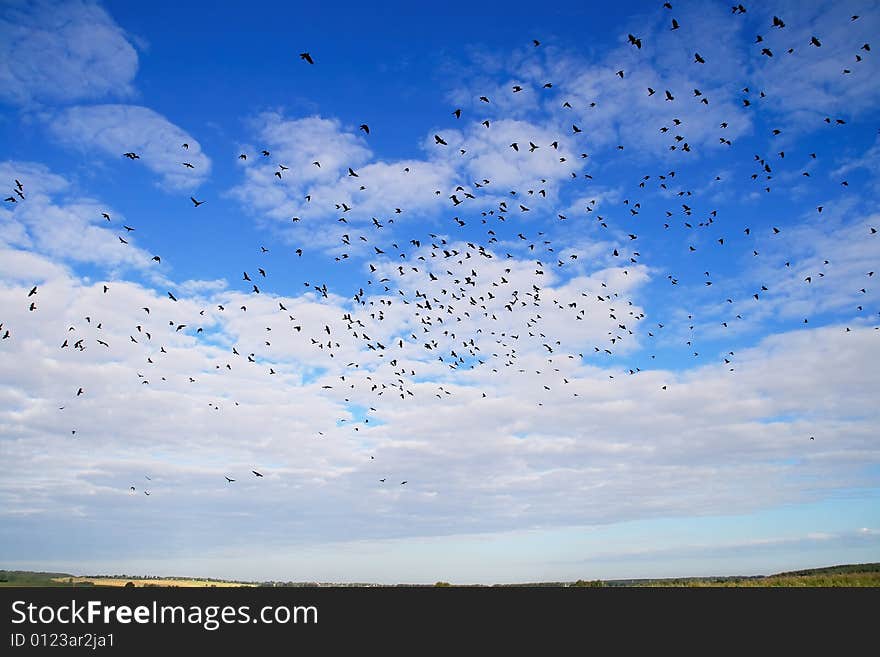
top-left (0, 0), bottom-right (878, 584)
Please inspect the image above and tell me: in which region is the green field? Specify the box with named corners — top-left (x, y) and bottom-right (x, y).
top-left (2, 563), bottom-right (878, 587)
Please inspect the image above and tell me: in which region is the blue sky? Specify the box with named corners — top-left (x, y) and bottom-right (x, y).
top-left (0, 0), bottom-right (878, 584)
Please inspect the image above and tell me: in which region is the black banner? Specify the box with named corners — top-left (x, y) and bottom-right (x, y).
top-left (1, 586), bottom-right (876, 653)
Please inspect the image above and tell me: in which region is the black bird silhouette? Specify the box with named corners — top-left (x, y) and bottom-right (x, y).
top-left (190, 196), bottom-right (205, 207)
top-left (252, 470), bottom-right (263, 477)
top-left (300, 52), bottom-right (314, 64)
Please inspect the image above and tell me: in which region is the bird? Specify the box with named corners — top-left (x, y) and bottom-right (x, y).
top-left (252, 470), bottom-right (263, 477)
top-left (190, 196), bottom-right (205, 207)
top-left (225, 476), bottom-right (235, 483)
top-left (300, 52), bottom-right (314, 64)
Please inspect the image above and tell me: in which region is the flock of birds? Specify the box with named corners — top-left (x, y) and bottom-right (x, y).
top-left (2, 3), bottom-right (877, 500)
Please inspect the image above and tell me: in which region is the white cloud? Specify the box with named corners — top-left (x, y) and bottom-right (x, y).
top-left (0, 0), bottom-right (138, 107)
top-left (231, 113), bottom-right (460, 251)
top-left (0, 160), bottom-right (157, 273)
top-left (0, 237), bottom-right (877, 554)
top-left (685, 206), bottom-right (880, 341)
top-left (47, 105), bottom-right (211, 190)
top-left (747, 0), bottom-right (880, 124)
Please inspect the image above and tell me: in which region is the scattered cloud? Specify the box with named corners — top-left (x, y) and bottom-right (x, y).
top-left (47, 105), bottom-right (211, 190)
top-left (0, 0), bottom-right (138, 107)
top-left (0, 160), bottom-right (157, 273)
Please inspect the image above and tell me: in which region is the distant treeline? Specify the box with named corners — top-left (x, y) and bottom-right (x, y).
top-left (3, 563), bottom-right (878, 587)
top-left (773, 563), bottom-right (880, 577)
top-left (0, 571), bottom-right (92, 586)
